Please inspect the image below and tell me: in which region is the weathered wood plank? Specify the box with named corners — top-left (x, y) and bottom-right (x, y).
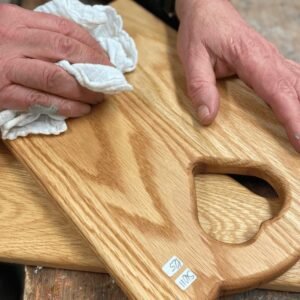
top-left (23, 266), bottom-right (299, 300)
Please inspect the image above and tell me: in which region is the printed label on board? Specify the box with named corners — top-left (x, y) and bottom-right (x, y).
top-left (175, 268), bottom-right (197, 291)
top-left (162, 256), bottom-right (183, 277)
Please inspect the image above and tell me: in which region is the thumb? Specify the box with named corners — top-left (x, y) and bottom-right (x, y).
top-left (180, 43), bottom-right (220, 125)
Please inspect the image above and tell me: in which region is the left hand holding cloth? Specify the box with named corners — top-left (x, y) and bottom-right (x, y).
top-left (0, 0), bottom-right (137, 140)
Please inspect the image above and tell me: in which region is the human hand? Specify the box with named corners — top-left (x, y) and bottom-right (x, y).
top-left (176, 0), bottom-right (300, 152)
top-left (0, 4), bottom-right (110, 117)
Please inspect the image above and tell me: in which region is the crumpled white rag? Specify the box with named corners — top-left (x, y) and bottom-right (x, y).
top-left (0, 0), bottom-right (138, 140)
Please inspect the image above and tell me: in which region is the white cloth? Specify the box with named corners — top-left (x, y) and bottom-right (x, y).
top-left (0, 0), bottom-right (138, 140)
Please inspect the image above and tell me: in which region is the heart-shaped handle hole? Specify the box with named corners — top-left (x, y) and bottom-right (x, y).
top-left (195, 173), bottom-right (282, 244)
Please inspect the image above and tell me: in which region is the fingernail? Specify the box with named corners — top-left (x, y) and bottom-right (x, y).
top-left (197, 105), bottom-right (210, 124)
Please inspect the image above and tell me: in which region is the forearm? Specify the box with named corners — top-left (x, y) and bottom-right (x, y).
top-left (175, 0), bottom-right (197, 19)
top-left (176, 0), bottom-right (231, 20)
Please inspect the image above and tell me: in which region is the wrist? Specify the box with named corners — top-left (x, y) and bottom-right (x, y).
top-left (175, 0), bottom-right (201, 19)
top-left (176, 0), bottom-right (228, 20)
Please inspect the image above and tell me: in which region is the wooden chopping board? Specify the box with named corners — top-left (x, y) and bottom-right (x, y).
top-left (5, 0), bottom-right (300, 298)
top-left (1, 138), bottom-right (299, 291)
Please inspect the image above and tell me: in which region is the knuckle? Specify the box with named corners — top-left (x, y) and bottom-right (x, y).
top-left (227, 35), bottom-right (244, 60)
top-left (273, 78), bottom-right (294, 98)
top-left (228, 34), bottom-right (256, 62)
top-left (188, 79), bottom-right (210, 99)
top-left (61, 100), bottom-right (73, 116)
top-left (43, 68), bottom-right (64, 90)
top-left (26, 91), bottom-right (50, 107)
top-left (55, 35), bottom-right (75, 57)
top-left (277, 78), bottom-right (291, 91)
top-left (57, 18), bottom-right (74, 36)
top-left (228, 30), bottom-right (280, 65)
top-left (187, 78), bottom-right (212, 107)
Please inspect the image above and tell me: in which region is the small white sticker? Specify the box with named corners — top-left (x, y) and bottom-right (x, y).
top-left (175, 268), bottom-right (197, 291)
top-left (162, 256), bottom-right (183, 277)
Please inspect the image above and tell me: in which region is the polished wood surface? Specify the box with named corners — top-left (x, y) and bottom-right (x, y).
top-left (6, 1), bottom-right (300, 299)
top-left (1, 136), bottom-right (299, 290)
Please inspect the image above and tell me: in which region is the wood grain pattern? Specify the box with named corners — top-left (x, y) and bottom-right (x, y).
top-left (0, 138), bottom-right (299, 291)
top-left (0, 140), bottom-right (104, 273)
top-left (6, 0), bottom-right (300, 299)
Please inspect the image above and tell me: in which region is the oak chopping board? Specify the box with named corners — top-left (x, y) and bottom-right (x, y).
top-left (1, 137), bottom-right (299, 291)
top-left (5, 0), bottom-right (300, 298)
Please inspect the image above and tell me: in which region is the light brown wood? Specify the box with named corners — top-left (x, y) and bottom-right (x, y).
top-left (0, 140), bottom-right (104, 272)
top-left (5, 1), bottom-right (300, 299)
top-left (0, 0), bottom-right (295, 293)
top-left (0, 139), bottom-right (299, 291)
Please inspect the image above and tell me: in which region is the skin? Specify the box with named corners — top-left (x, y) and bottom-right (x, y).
top-left (0, 4), bottom-right (110, 117)
top-left (176, 0), bottom-right (300, 152)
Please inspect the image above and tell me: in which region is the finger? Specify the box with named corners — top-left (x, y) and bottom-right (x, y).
top-left (19, 8), bottom-right (101, 52)
top-left (6, 58), bottom-right (103, 105)
top-left (0, 84), bottom-right (91, 118)
top-left (227, 31), bottom-right (300, 151)
top-left (284, 61), bottom-right (300, 149)
top-left (285, 112), bottom-right (300, 153)
top-left (19, 28), bottom-right (110, 65)
top-left (179, 43), bottom-right (220, 125)
top-left (264, 76), bottom-right (300, 152)
top-left (247, 67), bottom-right (300, 151)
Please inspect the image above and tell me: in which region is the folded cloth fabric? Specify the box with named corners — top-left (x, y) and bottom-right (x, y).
top-left (0, 0), bottom-right (138, 140)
